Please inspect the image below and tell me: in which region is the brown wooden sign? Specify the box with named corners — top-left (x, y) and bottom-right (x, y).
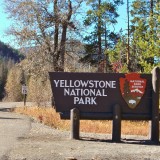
top-left (49, 72), bottom-right (152, 120)
top-left (49, 67), bottom-right (160, 143)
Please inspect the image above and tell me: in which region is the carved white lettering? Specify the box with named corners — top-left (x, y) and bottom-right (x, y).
top-left (54, 80), bottom-right (117, 88)
top-left (73, 97), bottom-right (97, 105)
top-left (64, 88), bottom-right (70, 96)
top-left (74, 97), bottom-right (79, 104)
top-left (64, 88), bottom-right (107, 97)
top-left (54, 80), bottom-right (60, 87)
top-left (60, 80), bottom-right (65, 87)
top-left (91, 97), bottom-right (96, 105)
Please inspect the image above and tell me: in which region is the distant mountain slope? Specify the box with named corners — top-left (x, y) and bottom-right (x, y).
top-left (0, 41), bottom-right (24, 62)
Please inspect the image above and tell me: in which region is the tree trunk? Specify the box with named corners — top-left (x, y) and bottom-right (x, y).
top-left (127, 0), bottom-right (130, 71)
top-left (58, 0), bottom-right (72, 71)
top-left (54, 0), bottom-right (59, 53)
top-left (52, 0), bottom-right (72, 72)
top-left (98, 0), bottom-right (102, 56)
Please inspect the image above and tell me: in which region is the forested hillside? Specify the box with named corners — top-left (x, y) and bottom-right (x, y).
top-left (0, 41), bottom-right (24, 62)
top-left (0, 41), bottom-right (24, 100)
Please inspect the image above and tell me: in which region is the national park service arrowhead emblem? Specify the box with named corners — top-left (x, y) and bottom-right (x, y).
top-left (119, 73), bottom-right (147, 109)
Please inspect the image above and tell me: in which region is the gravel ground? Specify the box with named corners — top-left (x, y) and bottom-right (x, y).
top-left (0, 102), bottom-right (160, 160)
top-left (4, 119), bottom-right (160, 160)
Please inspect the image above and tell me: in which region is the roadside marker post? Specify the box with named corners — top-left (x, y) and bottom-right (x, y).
top-left (22, 85), bottom-right (27, 106)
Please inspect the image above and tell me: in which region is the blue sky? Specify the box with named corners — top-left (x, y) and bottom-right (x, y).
top-left (0, 0), bottom-right (133, 49)
top-left (0, 1), bottom-right (12, 45)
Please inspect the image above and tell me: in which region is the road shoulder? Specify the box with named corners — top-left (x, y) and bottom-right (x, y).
top-left (6, 120), bottom-right (160, 160)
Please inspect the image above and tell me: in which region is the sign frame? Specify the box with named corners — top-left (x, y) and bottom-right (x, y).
top-left (49, 72), bottom-right (152, 120)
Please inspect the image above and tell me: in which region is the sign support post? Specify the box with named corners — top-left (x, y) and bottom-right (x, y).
top-left (24, 94), bottom-right (27, 106)
top-left (151, 67), bottom-right (159, 143)
top-left (112, 104), bottom-right (121, 142)
top-left (70, 108), bottom-right (80, 140)
top-left (22, 84), bottom-right (28, 106)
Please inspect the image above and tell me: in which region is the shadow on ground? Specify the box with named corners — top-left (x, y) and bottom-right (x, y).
top-left (81, 136), bottom-right (160, 146)
top-left (0, 108), bottom-right (15, 112)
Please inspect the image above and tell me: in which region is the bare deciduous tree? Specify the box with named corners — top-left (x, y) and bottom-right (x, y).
top-left (4, 0), bottom-right (82, 71)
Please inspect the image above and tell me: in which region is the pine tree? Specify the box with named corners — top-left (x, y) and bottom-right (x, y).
top-left (83, 0), bottom-right (123, 67)
top-left (108, 0), bottom-right (160, 73)
top-left (129, 0), bottom-right (159, 72)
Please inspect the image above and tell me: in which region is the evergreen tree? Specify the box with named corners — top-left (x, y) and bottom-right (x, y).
top-left (83, 0), bottom-right (123, 66)
top-left (129, 0), bottom-right (159, 72)
top-left (107, 0), bottom-right (159, 73)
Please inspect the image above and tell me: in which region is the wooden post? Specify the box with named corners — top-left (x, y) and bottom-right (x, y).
top-left (24, 94), bottom-right (27, 106)
top-left (150, 67), bottom-right (159, 143)
top-left (112, 104), bottom-right (121, 142)
top-left (22, 84), bottom-right (27, 106)
top-left (70, 108), bottom-right (80, 140)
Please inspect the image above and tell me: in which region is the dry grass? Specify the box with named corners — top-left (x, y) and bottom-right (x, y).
top-left (14, 107), bottom-right (70, 130)
top-left (14, 106), bottom-right (149, 136)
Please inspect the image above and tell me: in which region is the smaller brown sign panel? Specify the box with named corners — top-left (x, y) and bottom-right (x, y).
top-left (49, 72), bottom-right (152, 120)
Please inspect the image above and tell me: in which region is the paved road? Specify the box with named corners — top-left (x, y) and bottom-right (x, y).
top-left (0, 102), bottom-right (31, 159)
